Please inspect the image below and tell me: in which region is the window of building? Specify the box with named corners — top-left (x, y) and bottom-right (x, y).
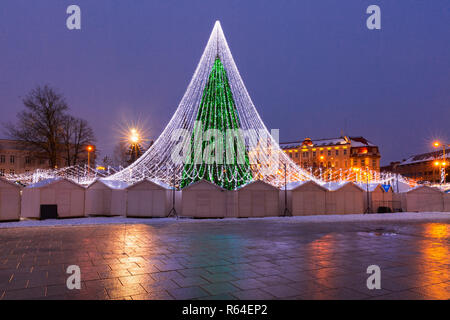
top-left (327, 150), bottom-right (331, 156)
top-left (327, 161), bottom-right (331, 167)
top-left (25, 156), bottom-right (31, 164)
top-left (0, 169), bottom-right (4, 176)
top-left (0, 155), bottom-right (5, 163)
top-left (344, 161), bottom-right (348, 168)
top-left (361, 159), bottom-right (365, 167)
top-left (10, 155), bottom-right (15, 164)
top-left (313, 152), bottom-right (316, 157)
top-left (343, 149), bottom-right (347, 155)
top-left (320, 150), bottom-right (324, 155)
top-left (335, 150), bottom-right (339, 156)
top-left (303, 152), bottom-right (308, 158)
top-left (372, 159), bottom-right (376, 168)
top-left (353, 159), bottom-right (357, 166)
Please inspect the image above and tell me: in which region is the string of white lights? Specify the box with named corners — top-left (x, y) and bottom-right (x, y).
top-left (3, 22), bottom-right (440, 192)
top-left (107, 21), bottom-right (320, 188)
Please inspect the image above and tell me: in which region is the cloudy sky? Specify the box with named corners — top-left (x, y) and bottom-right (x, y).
top-left (1, 0), bottom-right (449, 164)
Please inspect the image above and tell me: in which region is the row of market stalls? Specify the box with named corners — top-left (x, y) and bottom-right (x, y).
top-left (0, 177), bottom-right (449, 221)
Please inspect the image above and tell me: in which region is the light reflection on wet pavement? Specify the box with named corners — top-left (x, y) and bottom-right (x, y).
top-left (0, 219), bottom-right (448, 300)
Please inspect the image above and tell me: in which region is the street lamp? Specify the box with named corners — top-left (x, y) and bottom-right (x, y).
top-left (86, 145), bottom-right (94, 169)
top-left (129, 128), bottom-right (141, 161)
top-left (433, 141), bottom-right (449, 184)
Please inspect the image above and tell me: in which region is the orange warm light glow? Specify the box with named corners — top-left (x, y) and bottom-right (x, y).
top-left (129, 128), bottom-right (140, 144)
top-left (433, 141), bottom-right (441, 147)
top-left (87, 145), bottom-right (94, 152)
top-left (434, 161), bottom-right (440, 166)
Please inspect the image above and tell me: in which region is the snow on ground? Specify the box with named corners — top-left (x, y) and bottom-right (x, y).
top-left (0, 212), bottom-right (449, 229)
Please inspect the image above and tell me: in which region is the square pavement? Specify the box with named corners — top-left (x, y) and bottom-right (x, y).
top-left (0, 219), bottom-right (449, 300)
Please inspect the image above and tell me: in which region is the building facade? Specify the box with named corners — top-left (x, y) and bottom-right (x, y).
top-left (381, 150), bottom-right (449, 183)
top-left (0, 139), bottom-right (94, 176)
top-left (280, 136), bottom-right (381, 172)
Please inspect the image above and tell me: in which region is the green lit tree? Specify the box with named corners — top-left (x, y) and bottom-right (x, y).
top-left (180, 57), bottom-right (252, 190)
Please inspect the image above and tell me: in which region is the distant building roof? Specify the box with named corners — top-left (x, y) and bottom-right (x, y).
top-left (399, 150), bottom-right (450, 166)
top-left (280, 136), bottom-right (376, 149)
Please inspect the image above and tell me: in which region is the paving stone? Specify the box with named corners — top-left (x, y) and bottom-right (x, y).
top-left (168, 286), bottom-right (209, 300)
top-left (201, 282), bottom-right (240, 295)
top-left (0, 220), bottom-right (448, 300)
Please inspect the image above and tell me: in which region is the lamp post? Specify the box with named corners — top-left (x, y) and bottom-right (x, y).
top-left (129, 128), bottom-right (140, 162)
top-left (364, 167), bottom-right (370, 214)
top-left (433, 141), bottom-right (449, 185)
top-left (87, 145), bottom-right (94, 169)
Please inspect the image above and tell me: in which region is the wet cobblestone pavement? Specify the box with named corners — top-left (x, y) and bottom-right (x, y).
top-left (0, 219), bottom-right (449, 300)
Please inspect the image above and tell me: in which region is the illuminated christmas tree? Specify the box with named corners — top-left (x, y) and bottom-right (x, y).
top-left (180, 56), bottom-right (252, 190)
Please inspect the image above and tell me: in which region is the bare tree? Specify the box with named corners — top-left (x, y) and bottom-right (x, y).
top-left (61, 115), bottom-right (96, 166)
top-left (113, 141), bottom-right (130, 168)
top-left (4, 85), bottom-right (96, 168)
top-left (4, 85), bottom-right (68, 168)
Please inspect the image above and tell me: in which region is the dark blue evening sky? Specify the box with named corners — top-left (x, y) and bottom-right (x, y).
top-left (1, 0), bottom-right (449, 164)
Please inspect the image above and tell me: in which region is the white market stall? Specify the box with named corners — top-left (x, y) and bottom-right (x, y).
top-left (0, 177), bottom-right (21, 221)
top-left (21, 178), bottom-right (85, 219)
top-left (404, 186), bottom-right (444, 212)
top-left (237, 180), bottom-right (280, 217)
top-left (126, 179), bottom-right (171, 217)
top-left (289, 181), bottom-right (327, 216)
top-left (444, 192), bottom-right (450, 212)
top-left (325, 182), bottom-right (365, 214)
top-left (357, 183), bottom-right (394, 213)
top-left (85, 179), bottom-right (128, 216)
top-left (181, 180), bottom-right (228, 218)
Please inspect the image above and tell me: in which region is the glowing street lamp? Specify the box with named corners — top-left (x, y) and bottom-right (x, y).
top-left (129, 128), bottom-right (141, 161)
top-left (86, 145), bottom-right (94, 169)
top-left (432, 140), bottom-right (449, 184)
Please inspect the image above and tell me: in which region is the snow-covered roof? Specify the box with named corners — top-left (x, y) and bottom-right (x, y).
top-left (399, 150), bottom-right (450, 166)
top-left (26, 178), bottom-right (63, 188)
top-left (393, 181), bottom-right (414, 193)
top-left (0, 177), bottom-right (22, 189)
top-left (98, 179), bottom-right (129, 190)
top-left (322, 181), bottom-right (347, 191)
top-left (148, 178), bottom-right (172, 190)
top-left (285, 181), bottom-right (308, 190)
top-left (26, 177), bottom-right (85, 189)
top-left (355, 182), bottom-right (381, 192)
top-left (235, 179), bottom-right (278, 191)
